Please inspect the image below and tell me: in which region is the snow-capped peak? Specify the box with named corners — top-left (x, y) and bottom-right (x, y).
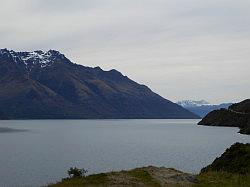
top-left (177, 100), bottom-right (211, 107)
top-left (0, 48), bottom-right (71, 69)
top-left (20, 51), bottom-right (52, 68)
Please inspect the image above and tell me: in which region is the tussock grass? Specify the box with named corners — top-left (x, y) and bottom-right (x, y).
top-left (195, 171), bottom-right (250, 187)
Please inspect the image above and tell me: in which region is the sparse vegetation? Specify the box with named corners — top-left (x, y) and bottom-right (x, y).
top-left (195, 143), bottom-right (250, 187)
top-left (49, 143), bottom-right (250, 187)
top-left (127, 169), bottom-right (161, 186)
top-left (49, 166), bottom-right (194, 187)
top-left (49, 173), bottom-right (109, 187)
top-left (201, 143), bottom-right (250, 174)
top-left (195, 172), bottom-right (250, 187)
top-left (67, 167), bottom-right (88, 178)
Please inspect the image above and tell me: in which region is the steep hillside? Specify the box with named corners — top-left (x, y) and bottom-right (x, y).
top-left (201, 143), bottom-right (250, 174)
top-left (0, 111), bottom-right (7, 119)
top-left (229, 99), bottom-right (250, 114)
top-left (198, 100), bottom-right (250, 134)
top-left (0, 49), bottom-right (198, 119)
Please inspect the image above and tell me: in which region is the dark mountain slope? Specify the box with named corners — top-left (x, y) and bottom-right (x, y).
top-left (0, 49), bottom-right (198, 119)
top-left (0, 111), bottom-right (6, 119)
top-left (229, 99), bottom-right (250, 113)
top-left (198, 99), bottom-right (250, 134)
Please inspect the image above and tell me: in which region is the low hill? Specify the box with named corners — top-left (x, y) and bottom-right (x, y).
top-left (49, 166), bottom-right (196, 187)
top-left (198, 99), bottom-right (250, 134)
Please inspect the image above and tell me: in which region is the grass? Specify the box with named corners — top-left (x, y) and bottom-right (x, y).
top-left (194, 171), bottom-right (250, 187)
top-left (48, 169), bottom-right (161, 187)
top-left (201, 143), bottom-right (250, 174)
top-left (48, 168), bottom-right (162, 187)
top-left (48, 173), bottom-right (108, 187)
top-left (49, 171), bottom-right (250, 187)
top-left (127, 168), bottom-right (161, 187)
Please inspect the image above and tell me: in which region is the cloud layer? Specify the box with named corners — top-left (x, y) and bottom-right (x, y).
top-left (1, 0), bottom-right (250, 103)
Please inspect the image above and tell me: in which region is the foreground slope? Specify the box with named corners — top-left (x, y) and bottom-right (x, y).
top-left (49, 166), bottom-right (196, 187)
top-left (49, 143), bottom-right (250, 187)
top-left (0, 49), bottom-right (198, 119)
top-left (201, 143), bottom-right (250, 174)
top-left (197, 143), bottom-right (250, 187)
top-left (198, 99), bottom-right (250, 134)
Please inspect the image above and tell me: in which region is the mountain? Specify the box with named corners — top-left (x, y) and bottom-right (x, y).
top-left (177, 100), bottom-right (232, 118)
top-left (0, 49), bottom-right (198, 119)
top-left (0, 111), bottom-right (7, 119)
top-left (198, 99), bottom-right (250, 134)
top-left (177, 100), bottom-right (210, 107)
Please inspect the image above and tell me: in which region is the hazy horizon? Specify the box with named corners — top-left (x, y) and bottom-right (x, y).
top-left (1, 0), bottom-right (249, 104)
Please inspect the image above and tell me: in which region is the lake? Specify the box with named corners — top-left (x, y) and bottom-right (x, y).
top-left (0, 119), bottom-right (249, 187)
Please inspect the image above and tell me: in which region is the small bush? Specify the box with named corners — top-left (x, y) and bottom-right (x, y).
top-left (67, 167), bottom-right (87, 178)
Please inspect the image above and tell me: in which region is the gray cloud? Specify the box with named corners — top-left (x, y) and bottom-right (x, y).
top-left (1, 0), bottom-right (249, 103)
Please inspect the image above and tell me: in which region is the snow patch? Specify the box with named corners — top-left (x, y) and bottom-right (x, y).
top-left (20, 51), bottom-right (54, 68)
top-left (177, 100), bottom-right (211, 107)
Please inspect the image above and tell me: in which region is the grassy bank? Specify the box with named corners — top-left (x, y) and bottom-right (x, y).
top-left (49, 166), bottom-right (195, 187)
top-left (49, 171), bottom-right (250, 187)
top-left (195, 172), bottom-right (250, 187)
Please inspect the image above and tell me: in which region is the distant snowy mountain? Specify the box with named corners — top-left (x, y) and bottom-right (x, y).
top-left (177, 100), bottom-right (210, 107)
top-left (177, 100), bottom-right (233, 118)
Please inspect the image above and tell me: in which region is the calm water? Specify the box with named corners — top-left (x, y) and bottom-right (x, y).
top-left (0, 119), bottom-right (249, 187)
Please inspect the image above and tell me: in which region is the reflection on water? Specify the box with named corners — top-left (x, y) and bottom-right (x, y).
top-left (0, 127), bottom-right (28, 133)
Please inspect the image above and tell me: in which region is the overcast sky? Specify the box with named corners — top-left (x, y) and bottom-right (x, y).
top-left (1, 0), bottom-right (250, 104)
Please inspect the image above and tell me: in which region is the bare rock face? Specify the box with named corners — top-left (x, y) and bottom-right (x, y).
top-left (0, 48), bottom-right (198, 119)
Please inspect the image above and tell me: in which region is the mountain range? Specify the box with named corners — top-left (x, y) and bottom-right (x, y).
top-left (0, 49), bottom-right (198, 119)
top-left (177, 100), bottom-right (232, 118)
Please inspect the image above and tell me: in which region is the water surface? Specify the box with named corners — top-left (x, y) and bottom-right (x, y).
top-left (0, 119), bottom-right (249, 187)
